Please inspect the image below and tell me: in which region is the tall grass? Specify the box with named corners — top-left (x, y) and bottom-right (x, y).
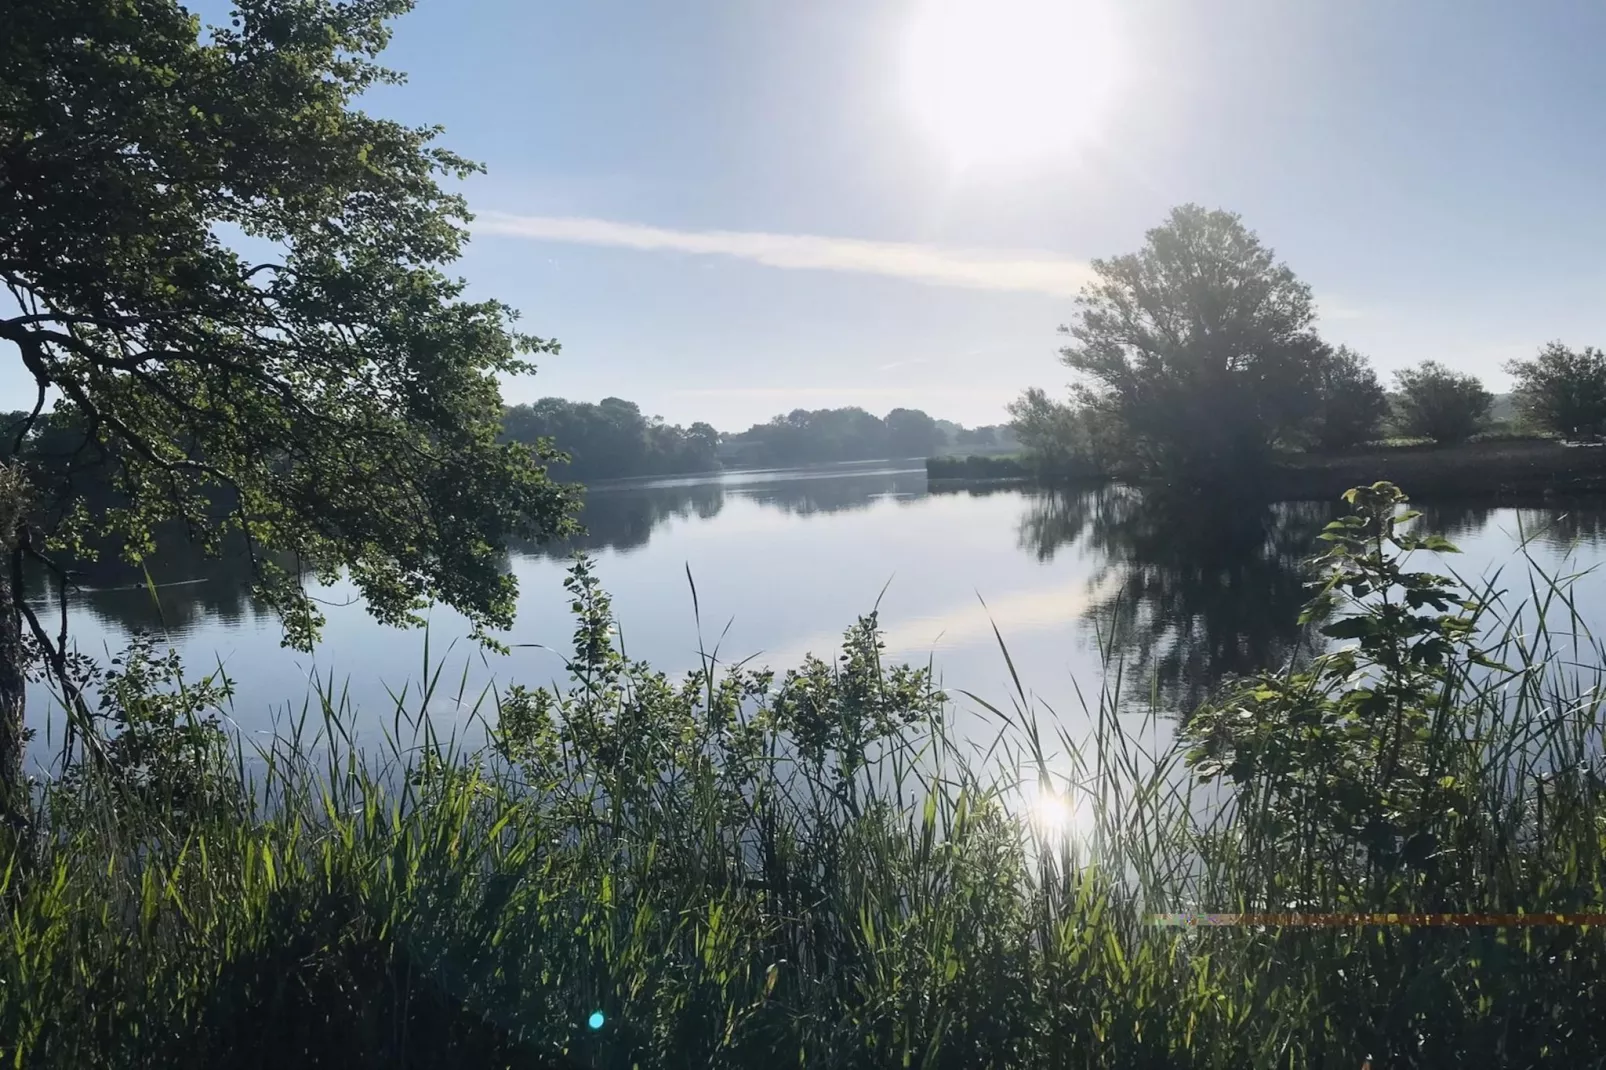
top-left (4, 493), bottom-right (1606, 1068)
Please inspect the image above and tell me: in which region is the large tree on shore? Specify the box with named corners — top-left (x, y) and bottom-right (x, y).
top-left (0, 0), bottom-right (575, 813)
top-left (1506, 342), bottom-right (1606, 440)
top-left (1057, 205), bottom-right (1328, 485)
top-left (1391, 361), bottom-right (1492, 444)
top-left (1307, 345), bottom-right (1389, 452)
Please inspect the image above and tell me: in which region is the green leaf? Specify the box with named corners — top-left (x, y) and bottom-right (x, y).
top-left (1320, 616), bottom-right (1379, 640)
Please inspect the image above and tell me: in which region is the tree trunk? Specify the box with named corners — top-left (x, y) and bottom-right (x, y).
top-left (0, 464), bottom-right (27, 825)
top-left (0, 562), bottom-right (21, 820)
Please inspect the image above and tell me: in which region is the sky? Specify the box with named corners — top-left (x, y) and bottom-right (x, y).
top-left (16, 0), bottom-right (1606, 431)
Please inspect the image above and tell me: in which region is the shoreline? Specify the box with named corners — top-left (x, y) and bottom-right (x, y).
top-left (928, 440), bottom-right (1606, 503)
top-left (1263, 439), bottom-right (1606, 502)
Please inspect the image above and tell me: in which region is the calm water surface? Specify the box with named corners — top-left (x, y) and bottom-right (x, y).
top-left (23, 461), bottom-right (1606, 771)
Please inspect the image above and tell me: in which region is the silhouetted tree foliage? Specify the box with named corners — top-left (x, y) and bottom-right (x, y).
top-left (501, 398), bottom-right (721, 482)
top-left (1506, 342), bottom-right (1606, 440)
top-left (1392, 361), bottom-right (1493, 444)
top-left (1055, 205), bottom-right (1329, 485)
top-left (1307, 345), bottom-right (1389, 451)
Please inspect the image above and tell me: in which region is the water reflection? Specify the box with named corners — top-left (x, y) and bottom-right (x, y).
top-left (33, 465), bottom-right (933, 640)
top-left (739, 468), bottom-right (927, 517)
top-left (525, 465), bottom-right (928, 557)
top-left (1014, 489), bottom-right (1606, 713)
top-left (1504, 503), bottom-right (1606, 552)
top-left (1411, 502), bottom-right (1499, 544)
top-left (24, 534), bottom-right (262, 639)
top-left (1349, 500), bottom-right (1606, 561)
top-left (527, 481), bottom-right (728, 556)
top-left (1018, 486), bottom-right (1337, 712)
top-left (31, 463), bottom-right (1606, 721)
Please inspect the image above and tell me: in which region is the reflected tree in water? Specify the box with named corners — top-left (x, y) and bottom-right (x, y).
top-left (1019, 486), bottom-right (1337, 712)
top-left (1408, 500), bottom-right (1606, 558)
top-left (522, 468), bottom-right (927, 558)
top-left (742, 471), bottom-right (927, 518)
top-left (521, 483), bottom-right (729, 557)
top-left (1408, 502), bottom-right (1498, 545)
top-left (1497, 503), bottom-right (1606, 555)
top-left (25, 531), bottom-right (264, 640)
top-left (38, 469), bottom-right (933, 636)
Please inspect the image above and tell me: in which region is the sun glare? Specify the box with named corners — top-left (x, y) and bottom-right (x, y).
top-left (901, 0), bottom-right (1123, 168)
top-left (1027, 780), bottom-right (1077, 837)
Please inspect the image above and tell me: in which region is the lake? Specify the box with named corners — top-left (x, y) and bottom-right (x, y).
top-left (22, 461), bottom-right (1606, 774)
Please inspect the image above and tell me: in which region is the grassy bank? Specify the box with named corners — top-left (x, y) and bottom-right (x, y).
top-left (5, 490), bottom-right (1606, 1067)
top-left (925, 453), bottom-right (1033, 482)
top-left (964, 438), bottom-right (1606, 502)
top-left (925, 453), bottom-right (1103, 484)
top-left (1266, 438), bottom-right (1606, 500)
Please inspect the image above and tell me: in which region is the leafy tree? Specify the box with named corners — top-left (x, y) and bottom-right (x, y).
top-left (1392, 362), bottom-right (1492, 444)
top-left (884, 407), bottom-right (941, 458)
top-left (1006, 388), bottom-right (1117, 476)
top-left (0, 0), bottom-right (576, 810)
top-left (1506, 341), bottom-right (1606, 440)
top-left (1307, 345), bottom-right (1388, 451)
top-left (1057, 205), bottom-right (1327, 484)
top-left (686, 421), bottom-right (721, 458)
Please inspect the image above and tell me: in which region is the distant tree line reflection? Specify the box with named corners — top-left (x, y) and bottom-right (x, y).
top-left (31, 466), bottom-right (1606, 705)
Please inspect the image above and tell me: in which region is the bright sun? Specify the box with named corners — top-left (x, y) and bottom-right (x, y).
top-left (901, 0), bottom-right (1123, 168)
top-left (1031, 787), bottom-right (1073, 834)
top-left (1027, 779), bottom-right (1080, 838)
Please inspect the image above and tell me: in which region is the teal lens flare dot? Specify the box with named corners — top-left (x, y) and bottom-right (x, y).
top-left (587, 1011), bottom-right (605, 1030)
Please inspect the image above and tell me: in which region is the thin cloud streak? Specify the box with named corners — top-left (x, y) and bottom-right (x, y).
top-left (668, 386), bottom-right (1004, 400)
top-left (476, 212), bottom-right (1096, 297)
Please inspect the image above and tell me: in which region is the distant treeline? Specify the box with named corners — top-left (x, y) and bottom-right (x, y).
top-left (720, 407), bottom-right (1017, 468)
top-left (6, 400), bottom-right (1015, 511)
top-left (501, 398), bottom-right (722, 483)
top-left (498, 399), bottom-right (1016, 481)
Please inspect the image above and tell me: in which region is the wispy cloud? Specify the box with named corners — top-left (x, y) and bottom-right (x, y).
top-left (476, 212), bottom-right (1095, 297)
top-left (667, 386), bottom-right (1005, 401)
top-left (877, 358), bottom-right (931, 372)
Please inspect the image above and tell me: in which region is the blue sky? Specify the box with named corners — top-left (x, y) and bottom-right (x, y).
top-left (18, 0), bottom-right (1606, 430)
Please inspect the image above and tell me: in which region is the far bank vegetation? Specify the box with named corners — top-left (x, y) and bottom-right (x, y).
top-left (1009, 205), bottom-right (1606, 495)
